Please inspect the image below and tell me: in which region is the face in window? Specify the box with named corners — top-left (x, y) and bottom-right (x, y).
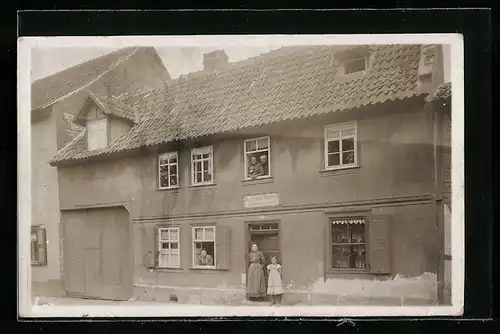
top-left (259, 154), bottom-right (267, 166)
top-left (250, 156), bottom-right (258, 165)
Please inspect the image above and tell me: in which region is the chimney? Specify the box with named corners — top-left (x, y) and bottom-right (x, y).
top-left (203, 49), bottom-right (228, 73)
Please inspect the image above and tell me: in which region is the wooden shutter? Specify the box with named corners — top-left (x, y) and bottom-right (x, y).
top-left (368, 215), bottom-right (391, 274)
top-left (215, 225), bottom-right (231, 270)
top-left (142, 225), bottom-right (157, 269)
top-left (37, 228), bottom-right (48, 265)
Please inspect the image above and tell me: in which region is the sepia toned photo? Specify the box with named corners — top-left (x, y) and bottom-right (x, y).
top-left (18, 35), bottom-right (464, 317)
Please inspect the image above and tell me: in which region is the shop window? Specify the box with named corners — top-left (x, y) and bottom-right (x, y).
top-left (87, 118), bottom-right (108, 151)
top-left (157, 227), bottom-right (180, 268)
top-left (31, 227), bottom-right (47, 266)
top-left (328, 215), bottom-right (391, 274)
top-left (158, 152), bottom-right (179, 189)
top-left (331, 219), bottom-right (366, 269)
top-left (244, 136), bottom-right (271, 179)
top-left (324, 122), bottom-right (358, 170)
top-left (191, 146), bottom-right (214, 185)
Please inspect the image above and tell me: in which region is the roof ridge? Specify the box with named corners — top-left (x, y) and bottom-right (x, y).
top-left (31, 47), bottom-right (140, 111)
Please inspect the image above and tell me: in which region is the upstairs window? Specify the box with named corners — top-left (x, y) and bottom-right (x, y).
top-left (244, 136), bottom-right (271, 179)
top-left (31, 226), bottom-right (47, 266)
top-left (325, 122), bottom-right (358, 170)
top-left (191, 146), bottom-right (214, 185)
top-left (87, 118), bottom-right (108, 151)
top-left (342, 57), bottom-right (369, 75)
top-left (158, 152), bottom-right (179, 189)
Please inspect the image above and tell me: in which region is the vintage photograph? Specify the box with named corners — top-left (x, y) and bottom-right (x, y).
top-left (18, 35), bottom-right (463, 317)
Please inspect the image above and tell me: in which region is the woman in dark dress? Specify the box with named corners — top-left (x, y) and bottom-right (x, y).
top-left (246, 243), bottom-right (267, 299)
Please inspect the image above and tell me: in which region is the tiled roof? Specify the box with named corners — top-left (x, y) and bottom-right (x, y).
top-left (63, 113), bottom-right (85, 140)
top-left (31, 47), bottom-right (164, 111)
top-left (432, 82), bottom-right (451, 101)
top-left (51, 44), bottom-right (426, 165)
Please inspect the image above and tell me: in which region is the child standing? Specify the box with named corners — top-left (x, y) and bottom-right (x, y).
top-left (267, 256), bottom-right (284, 305)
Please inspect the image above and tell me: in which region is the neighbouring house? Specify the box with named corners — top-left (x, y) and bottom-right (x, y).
top-left (431, 81), bottom-right (452, 305)
top-left (50, 44), bottom-right (449, 305)
top-left (30, 47), bottom-right (171, 297)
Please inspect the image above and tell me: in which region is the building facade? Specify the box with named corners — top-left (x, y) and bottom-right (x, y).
top-left (31, 47), bottom-right (170, 297)
top-left (50, 44), bottom-right (448, 305)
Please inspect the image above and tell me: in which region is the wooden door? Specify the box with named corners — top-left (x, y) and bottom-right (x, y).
top-left (83, 248), bottom-right (101, 298)
top-left (249, 231), bottom-right (280, 290)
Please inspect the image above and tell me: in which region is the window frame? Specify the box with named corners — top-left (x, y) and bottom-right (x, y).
top-left (341, 56), bottom-right (370, 75)
top-left (87, 118), bottom-right (108, 151)
top-left (158, 151), bottom-right (180, 189)
top-left (31, 226), bottom-right (47, 266)
top-left (190, 146), bottom-right (214, 186)
top-left (243, 136), bottom-right (272, 180)
top-left (329, 217), bottom-right (368, 272)
top-left (191, 225), bottom-right (216, 269)
top-left (324, 121), bottom-right (358, 171)
top-left (157, 226), bottom-right (181, 269)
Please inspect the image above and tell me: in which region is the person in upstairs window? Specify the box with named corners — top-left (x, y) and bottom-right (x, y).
top-left (198, 249), bottom-right (213, 266)
top-left (248, 156), bottom-right (263, 178)
top-left (259, 154), bottom-right (268, 176)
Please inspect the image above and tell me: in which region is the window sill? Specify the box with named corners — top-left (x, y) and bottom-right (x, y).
top-left (31, 263), bottom-right (47, 267)
top-left (241, 176), bottom-right (274, 186)
top-left (150, 267), bottom-right (183, 273)
top-left (188, 266), bottom-right (228, 272)
top-left (326, 268), bottom-right (369, 275)
top-left (156, 186), bottom-right (181, 192)
top-left (188, 182), bottom-right (217, 189)
top-left (319, 165), bottom-right (360, 177)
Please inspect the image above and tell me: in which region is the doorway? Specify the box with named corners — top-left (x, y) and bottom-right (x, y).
top-left (246, 222), bottom-right (280, 301)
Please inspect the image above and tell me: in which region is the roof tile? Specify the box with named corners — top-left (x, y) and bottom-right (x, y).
top-left (51, 44), bottom-right (426, 164)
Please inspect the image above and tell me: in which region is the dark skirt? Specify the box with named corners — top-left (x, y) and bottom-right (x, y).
top-left (246, 262), bottom-right (266, 297)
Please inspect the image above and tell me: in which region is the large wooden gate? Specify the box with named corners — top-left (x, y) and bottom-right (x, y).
top-left (62, 206), bottom-right (133, 301)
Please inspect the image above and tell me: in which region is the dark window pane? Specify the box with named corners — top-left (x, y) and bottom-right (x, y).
top-left (160, 166), bottom-right (168, 173)
top-left (169, 165), bottom-right (177, 174)
top-left (332, 224), bottom-right (349, 243)
top-left (171, 242), bottom-right (178, 250)
top-left (170, 175), bottom-right (177, 186)
top-left (350, 224), bottom-right (365, 243)
top-left (202, 153), bottom-right (209, 159)
top-left (161, 242), bottom-right (168, 249)
top-left (203, 160), bottom-right (208, 171)
top-left (328, 153), bottom-right (340, 166)
top-left (159, 157), bottom-right (168, 165)
top-left (332, 246), bottom-right (350, 268)
top-left (328, 140), bottom-right (339, 153)
top-left (169, 156), bottom-right (177, 163)
top-left (342, 152), bottom-right (355, 164)
top-left (342, 138), bottom-right (354, 151)
top-left (195, 161), bottom-right (202, 172)
top-left (196, 172), bottom-right (202, 183)
top-left (204, 172), bottom-right (212, 182)
top-left (344, 58), bottom-right (366, 74)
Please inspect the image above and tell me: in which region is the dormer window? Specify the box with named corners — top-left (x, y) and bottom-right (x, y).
top-left (87, 118), bottom-right (108, 151)
top-left (342, 57), bottom-right (369, 75)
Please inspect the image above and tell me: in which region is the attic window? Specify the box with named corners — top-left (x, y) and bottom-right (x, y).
top-left (342, 57), bottom-right (369, 75)
top-left (87, 118), bottom-right (108, 151)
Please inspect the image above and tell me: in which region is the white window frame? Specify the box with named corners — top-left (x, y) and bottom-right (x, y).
top-left (87, 118), bottom-right (108, 151)
top-left (191, 146), bottom-right (214, 186)
top-left (324, 121), bottom-right (358, 170)
top-left (158, 152), bottom-right (179, 189)
top-left (192, 226), bottom-right (216, 268)
top-left (342, 56), bottom-right (370, 75)
top-left (243, 136), bottom-right (271, 180)
top-left (157, 227), bottom-right (181, 269)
